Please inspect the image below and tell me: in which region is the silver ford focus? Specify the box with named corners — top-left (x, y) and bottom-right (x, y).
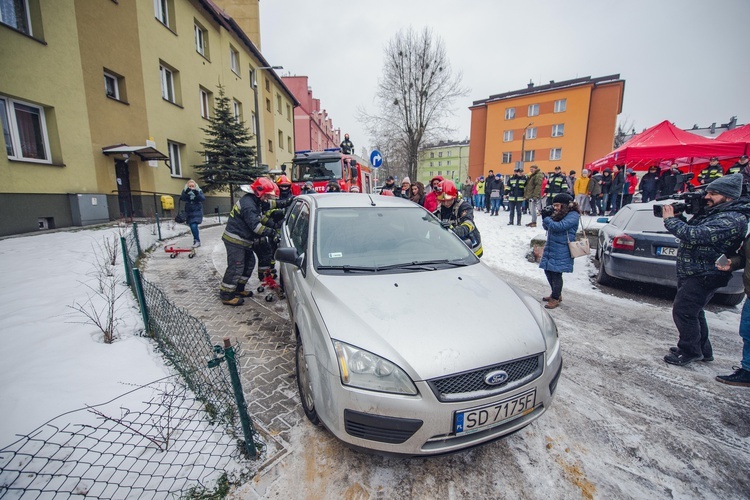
top-left (275, 193), bottom-right (562, 456)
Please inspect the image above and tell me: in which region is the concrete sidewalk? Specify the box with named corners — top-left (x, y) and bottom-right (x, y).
top-left (143, 224), bottom-right (302, 491)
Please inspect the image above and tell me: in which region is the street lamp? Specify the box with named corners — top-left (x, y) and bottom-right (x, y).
top-left (519, 121), bottom-right (534, 171)
top-left (251, 65), bottom-right (283, 169)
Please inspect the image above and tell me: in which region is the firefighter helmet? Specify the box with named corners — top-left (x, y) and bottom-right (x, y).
top-left (276, 175), bottom-right (292, 186)
top-left (437, 180), bottom-right (457, 201)
top-left (250, 177), bottom-right (276, 197)
top-left (272, 184), bottom-right (280, 197)
top-left (380, 189), bottom-right (394, 196)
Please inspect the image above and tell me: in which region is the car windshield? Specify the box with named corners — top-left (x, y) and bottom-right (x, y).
top-left (292, 159), bottom-right (342, 182)
top-left (314, 207), bottom-right (478, 272)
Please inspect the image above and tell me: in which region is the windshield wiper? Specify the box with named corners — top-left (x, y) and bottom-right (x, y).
top-left (377, 259), bottom-right (469, 271)
top-left (317, 265), bottom-right (379, 273)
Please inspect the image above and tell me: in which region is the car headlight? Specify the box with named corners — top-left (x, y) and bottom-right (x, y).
top-left (333, 341), bottom-right (418, 395)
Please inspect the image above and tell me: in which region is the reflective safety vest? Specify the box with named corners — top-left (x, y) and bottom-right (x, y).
top-left (699, 165), bottom-right (723, 184)
top-left (546, 173), bottom-right (568, 194)
top-left (505, 175), bottom-right (527, 202)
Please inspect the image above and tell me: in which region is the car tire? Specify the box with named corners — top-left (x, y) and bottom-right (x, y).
top-left (596, 256), bottom-right (615, 286)
top-left (713, 292), bottom-right (745, 306)
top-left (295, 334), bottom-right (321, 425)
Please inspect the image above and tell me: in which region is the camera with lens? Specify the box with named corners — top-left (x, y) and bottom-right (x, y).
top-left (653, 189), bottom-right (706, 217)
top-left (540, 205), bottom-right (554, 219)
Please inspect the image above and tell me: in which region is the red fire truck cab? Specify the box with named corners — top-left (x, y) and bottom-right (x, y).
top-left (285, 148), bottom-right (374, 195)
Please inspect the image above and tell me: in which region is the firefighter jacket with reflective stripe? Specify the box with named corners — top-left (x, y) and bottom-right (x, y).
top-left (699, 164), bottom-right (724, 184)
top-left (546, 173), bottom-right (568, 195)
top-left (433, 199), bottom-right (483, 258)
top-left (505, 175), bottom-right (527, 202)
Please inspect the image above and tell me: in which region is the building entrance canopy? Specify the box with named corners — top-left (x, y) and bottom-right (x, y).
top-left (102, 144), bottom-right (169, 162)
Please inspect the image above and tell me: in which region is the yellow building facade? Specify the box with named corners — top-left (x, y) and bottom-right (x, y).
top-left (469, 75), bottom-right (625, 178)
top-left (0, 0), bottom-right (296, 236)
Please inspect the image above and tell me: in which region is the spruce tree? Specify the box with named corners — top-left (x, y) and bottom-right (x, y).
top-left (195, 85), bottom-right (261, 204)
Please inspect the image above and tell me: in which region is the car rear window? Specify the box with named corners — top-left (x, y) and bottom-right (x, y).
top-left (626, 210), bottom-right (670, 232)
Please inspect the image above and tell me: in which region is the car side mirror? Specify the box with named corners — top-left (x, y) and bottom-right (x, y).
top-left (275, 247), bottom-right (301, 268)
top-left (596, 217), bottom-right (609, 223)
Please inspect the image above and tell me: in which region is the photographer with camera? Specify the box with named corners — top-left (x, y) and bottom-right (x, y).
top-left (660, 174), bottom-right (750, 366)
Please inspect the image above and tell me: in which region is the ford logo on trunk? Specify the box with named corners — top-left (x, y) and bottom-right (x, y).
top-left (485, 370), bottom-right (509, 386)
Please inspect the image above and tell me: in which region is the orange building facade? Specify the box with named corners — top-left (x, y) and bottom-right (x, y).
top-left (469, 75), bottom-right (625, 178)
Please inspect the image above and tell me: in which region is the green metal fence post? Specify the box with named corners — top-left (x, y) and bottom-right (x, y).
top-left (132, 222), bottom-right (142, 256)
top-left (120, 236), bottom-right (132, 287)
top-left (155, 212), bottom-right (163, 241)
top-left (222, 337), bottom-right (257, 458)
top-left (132, 268), bottom-right (150, 335)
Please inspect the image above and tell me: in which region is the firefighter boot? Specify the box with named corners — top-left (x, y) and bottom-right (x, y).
top-left (220, 289), bottom-right (244, 306)
top-left (235, 281), bottom-right (253, 298)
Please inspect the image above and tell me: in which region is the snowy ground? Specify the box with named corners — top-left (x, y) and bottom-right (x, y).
top-left (1, 209), bottom-right (749, 499)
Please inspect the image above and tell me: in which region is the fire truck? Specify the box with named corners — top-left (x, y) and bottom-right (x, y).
top-left (284, 148), bottom-right (374, 195)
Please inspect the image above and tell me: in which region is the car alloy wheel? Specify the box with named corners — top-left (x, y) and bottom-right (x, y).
top-left (295, 334), bottom-right (320, 425)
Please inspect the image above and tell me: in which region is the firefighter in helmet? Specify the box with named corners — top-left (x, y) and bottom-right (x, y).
top-left (433, 180), bottom-right (483, 258)
top-left (220, 177), bottom-right (291, 306)
top-left (275, 175), bottom-right (294, 201)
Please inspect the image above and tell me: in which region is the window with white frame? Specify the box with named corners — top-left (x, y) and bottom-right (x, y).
top-left (287, 136), bottom-right (292, 152)
top-left (447, 160), bottom-right (451, 166)
top-left (552, 124), bottom-right (564, 137)
top-left (505, 107), bottom-right (515, 120)
top-left (430, 162), bottom-right (433, 167)
top-left (502, 152), bottom-right (512, 164)
top-left (447, 151), bottom-right (451, 156)
top-left (0, 96), bottom-right (51, 162)
top-left (251, 111), bottom-right (257, 135)
top-left (438, 161), bottom-right (442, 167)
top-left (199, 88), bottom-right (211, 119)
top-left (233, 99), bottom-right (241, 122)
top-left (276, 94), bottom-right (282, 114)
top-left (430, 152), bottom-right (434, 158)
top-left (528, 104), bottom-right (539, 117)
top-left (554, 99), bottom-right (567, 113)
top-left (438, 152), bottom-right (443, 157)
top-left (525, 127), bottom-right (537, 140)
top-left (160, 64), bottom-right (175, 103)
top-left (278, 130), bottom-right (283, 150)
top-left (104, 72), bottom-right (119, 100)
top-left (168, 141), bottom-right (181, 177)
top-left (287, 104), bottom-right (292, 121)
top-left (194, 22), bottom-right (206, 56)
top-left (230, 46), bottom-right (239, 74)
top-left (550, 148), bottom-right (562, 160)
top-left (1, 0), bottom-right (32, 35)
top-left (154, 0), bottom-right (171, 28)
top-left (523, 150), bottom-right (535, 162)
top-left (503, 130), bottom-right (513, 142)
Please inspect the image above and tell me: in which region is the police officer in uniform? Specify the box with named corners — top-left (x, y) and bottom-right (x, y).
top-left (545, 166), bottom-right (568, 206)
top-left (506, 166), bottom-right (527, 225)
top-left (699, 157), bottom-right (724, 185)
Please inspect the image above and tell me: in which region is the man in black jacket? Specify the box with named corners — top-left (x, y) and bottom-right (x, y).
top-left (639, 166), bottom-right (661, 202)
top-left (339, 133), bottom-right (354, 155)
top-left (545, 166), bottom-right (568, 206)
top-left (659, 163), bottom-right (687, 196)
top-left (484, 169), bottom-right (495, 213)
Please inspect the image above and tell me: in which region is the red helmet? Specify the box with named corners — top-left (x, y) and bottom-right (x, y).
top-left (276, 175), bottom-right (291, 187)
top-left (430, 175), bottom-right (444, 189)
top-left (437, 180), bottom-right (457, 201)
top-left (272, 184), bottom-right (280, 197)
top-left (250, 177), bottom-right (276, 197)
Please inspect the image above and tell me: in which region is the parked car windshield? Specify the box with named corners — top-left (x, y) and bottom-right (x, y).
top-left (314, 207), bottom-right (478, 272)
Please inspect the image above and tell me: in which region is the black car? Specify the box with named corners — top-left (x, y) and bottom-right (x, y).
top-left (595, 202), bottom-right (744, 305)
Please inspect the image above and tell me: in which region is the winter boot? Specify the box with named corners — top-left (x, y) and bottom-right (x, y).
top-left (220, 290), bottom-right (244, 306)
top-left (715, 367), bottom-right (750, 387)
top-left (542, 295), bottom-right (562, 302)
top-left (235, 281), bottom-right (253, 298)
top-left (544, 298), bottom-right (560, 309)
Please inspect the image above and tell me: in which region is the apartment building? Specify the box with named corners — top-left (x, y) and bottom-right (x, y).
top-left (469, 75), bottom-right (625, 178)
top-left (416, 140), bottom-right (470, 186)
top-left (0, 0), bottom-right (297, 236)
top-left (282, 76), bottom-right (341, 153)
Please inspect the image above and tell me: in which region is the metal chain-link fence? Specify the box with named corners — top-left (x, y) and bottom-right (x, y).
top-left (0, 222), bottom-right (260, 498)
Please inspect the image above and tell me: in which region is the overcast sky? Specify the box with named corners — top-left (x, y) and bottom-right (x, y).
top-left (260, 0), bottom-right (749, 154)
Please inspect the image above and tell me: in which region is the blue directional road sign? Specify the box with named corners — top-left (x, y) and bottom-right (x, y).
top-left (370, 149), bottom-right (383, 168)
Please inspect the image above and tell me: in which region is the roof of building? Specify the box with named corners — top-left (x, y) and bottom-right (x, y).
top-left (471, 74), bottom-right (624, 108)
top-left (421, 140), bottom-right (470, 150)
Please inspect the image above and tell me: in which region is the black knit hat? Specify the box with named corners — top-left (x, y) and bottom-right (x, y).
top-left (552, 193), bottom-right (573, 205)
top-left (707, 173), bottom-right (743, 199)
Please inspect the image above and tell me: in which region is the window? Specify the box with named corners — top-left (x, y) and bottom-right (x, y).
top-left (230, 46), bottom-right (239, 74)
top-left (267, 139), bottom-right (273, 153)
top-left (554, 99), bottom-right (567, 113)
top-left (276, 94), bottom-right (282, 114)
top-left (523, 150), bottom-right (535, 162)
top-left (194, 22), bottom-right (207, 57)
top-left (287, 104), bottom-right (292, 121)
top-left (1, 0), bottom-right (31, 35)
top-left (0, 96), bottom-right (51, 162)
top-left (278, 130), bottom-right (284, 150)
top-left (265, 98), bottom-right (271, 112)
top-left (154, 0), bottom-right (173, 29)
top-left (502, 152), bottom-right (512, 164)
top-left (160, 64), bottom-right (175, 103)
top-left (104, 72), bottom-right (119, 100)
top-left (505, 107), bottom-right (515, 120)
top-left (550, 148), bottom-right (562, 160)
top-left (264, 78), bottom-right (270, 92)
top-left (199, 88), bottom-right (211, 119)
top-left (503, 130), bottom-right (513, 142)
top-left (288, 136), bottom-right (292, 152)
top-left (429, 162), bottom-right (433, 167)
top-left (430, 152), bottom-right (434, 158)
top-left (528, 104), bottom-right (539, 117)
top-left (525, 127), bottom-right (537, 140)
top-left (438, 152), bottom-right (443, 158)
top-left (448, 151), bottom-right (452, 157)
top-left (251, 111), bottom-right (257, 134)
top-left (168, 140), bottom-right (181, 177)
top-left (438, 161), bottom-right (442, 167)
top-left (447, 160), bottom-right (451, 166)
top-left (232, 99), bottom-right (241, 122)
top-left (552, 124), bottom-right (564, 137)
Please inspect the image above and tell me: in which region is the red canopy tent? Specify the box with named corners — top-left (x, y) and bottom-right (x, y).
top-left (717, 124), bottom-right (750, 155)
top-left (587, 120), bottom-right (746, 172)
